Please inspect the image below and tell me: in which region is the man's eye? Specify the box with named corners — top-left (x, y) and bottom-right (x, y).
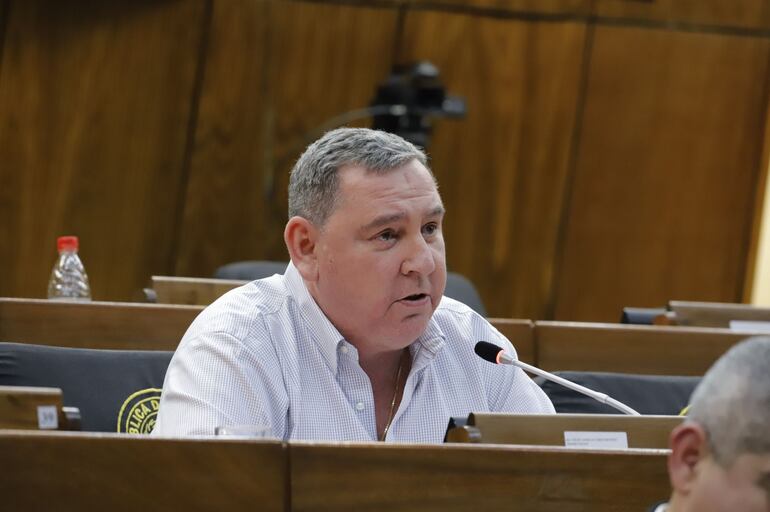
top-left (377, 231), bottom-right (396, 242)
top-left (423, 223), bottom-right (438, 236)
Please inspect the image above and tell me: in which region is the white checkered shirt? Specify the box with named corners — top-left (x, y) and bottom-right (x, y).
top-left (153, 262), bottom-right (554, 442)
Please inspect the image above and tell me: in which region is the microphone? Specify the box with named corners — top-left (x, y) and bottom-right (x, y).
top-left (474, 341), bottom-right (640, 416)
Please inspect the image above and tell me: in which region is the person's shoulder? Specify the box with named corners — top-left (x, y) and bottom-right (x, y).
top-left (434, 295), bottom-right (477, 319)
top-left (432, 295), bottom-right (515, 353)
top-left (433, 296), bottom-right (496, 334)
top-left (186, 274), bottom-right (289, 341)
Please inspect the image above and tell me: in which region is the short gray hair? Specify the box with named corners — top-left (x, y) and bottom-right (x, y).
top-left (687, 336), bottom-right (770, 466)
top-left (288, 128), bottom-right (429, 226)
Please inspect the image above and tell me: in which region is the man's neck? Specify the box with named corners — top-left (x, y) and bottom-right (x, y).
top-left (358, 347), bottom-right (406, 386)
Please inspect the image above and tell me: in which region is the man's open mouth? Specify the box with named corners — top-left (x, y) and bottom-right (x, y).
top-left (402, 293), bottom-right (428, 302)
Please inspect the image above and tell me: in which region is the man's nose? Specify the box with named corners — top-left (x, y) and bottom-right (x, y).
top-left (401, 236), bottom-right (436, 276)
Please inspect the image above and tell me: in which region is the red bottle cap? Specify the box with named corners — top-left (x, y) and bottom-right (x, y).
top-left (57, 236), bottom-right (79, 252)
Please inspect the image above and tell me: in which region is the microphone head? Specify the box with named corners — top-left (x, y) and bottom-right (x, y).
top-left (474, 341), bottom-right (503, 364)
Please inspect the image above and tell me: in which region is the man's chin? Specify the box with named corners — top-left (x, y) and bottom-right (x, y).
top-left (394, 313), bottom-right (431, 341)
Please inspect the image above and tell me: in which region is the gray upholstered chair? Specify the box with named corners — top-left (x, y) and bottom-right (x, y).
top-left (0, 342), bottom-right (172, 433)
top-left (620, 307), bottom-right (667, 325)
top-left (536, 371), bottom-right (700, 415)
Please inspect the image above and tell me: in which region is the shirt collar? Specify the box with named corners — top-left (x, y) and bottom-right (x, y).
top-left (410, 315), bottom-right (446, 371)
top-left (284, 261), bottom-right (447, 373)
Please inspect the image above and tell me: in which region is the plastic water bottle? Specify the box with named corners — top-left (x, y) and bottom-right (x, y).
top-left (47, 235), bottom-right (91, 301)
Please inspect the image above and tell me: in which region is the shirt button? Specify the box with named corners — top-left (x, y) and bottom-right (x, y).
top-left (355, 401), bottom-right (365, 411)
top-left (339, 345), bottom-right (349, 354)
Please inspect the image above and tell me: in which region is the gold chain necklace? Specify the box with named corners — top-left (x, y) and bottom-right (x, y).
top-left (380, 350), bottom-right (405, 441)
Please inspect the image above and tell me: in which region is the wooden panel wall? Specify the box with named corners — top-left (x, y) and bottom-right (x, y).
top-left (594, 0), bottom-right (770, 29)
top-left (409, 0), bottom-right (591, 15)
top-left (175, 1), bottom-right (399, 276)
top-left (554, 26), bottom-right (770, 320)
top-left (1, 0), bottom-right (769, 321)
top-left (0, 0), bottom-right (208, 301)
top-left (398, 12), bottom-right (585, 320)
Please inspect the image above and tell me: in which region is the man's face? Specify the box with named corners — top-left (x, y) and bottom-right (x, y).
top-left (669, 424), bottom-right (770, 512)
top-left (684, 452), bottom-right (770, 512)
top-left (309, 159), bottom-right (446, 353)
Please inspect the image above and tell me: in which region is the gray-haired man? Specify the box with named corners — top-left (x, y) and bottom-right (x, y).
top-left (653, 336), bottom-right (770, 511)
top-left (154, 128), bottom-right (553, 441)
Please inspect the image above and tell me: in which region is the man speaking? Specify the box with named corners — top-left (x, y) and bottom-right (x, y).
top-left (154, 128), bottom-right (553, 441)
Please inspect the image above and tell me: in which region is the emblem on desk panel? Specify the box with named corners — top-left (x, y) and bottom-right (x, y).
top-left (117, 388), bottom-right (162, 434)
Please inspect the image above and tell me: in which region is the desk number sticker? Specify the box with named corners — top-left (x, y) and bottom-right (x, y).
top-left (37, 405), bottom-right (58, 430)
top-left (564, 431), bottom-right (628, 450)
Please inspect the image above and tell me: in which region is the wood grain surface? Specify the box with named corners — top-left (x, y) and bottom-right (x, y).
top-left (447, 412), bottom-right (682, 448)
top-left (0, 431), bottom-right (287, 512)
top-left (553, 25), bottom-right (770, 321)
top-left (290, 441), bottom-right (670, 512)
top-left (399, 10), bottom-right (586, 319)
top-left (0, 432), bottom-right (668, 512)
top-left (535, 320), bottom-right (750, 374)
top-left (408, 0), bottom-right (591, 16)
top-left (0, 298), bottom-right (202, 350)
top-left (175, 0), bottom-right (399, 277)
top-left (488, 317), bottom-right (535, 364)
top-left (0, 385), bottom-right (63, 430)
top-left (1, 0), bottom-right (769, 323)
top-left (594, 0), bottom-right (770, 30)
top-left (152, 275), bottom-right (244, 306)
top-left (669, 300), bottom-right (770, 327)
top-left (0, 0), bottom-right (208, 301)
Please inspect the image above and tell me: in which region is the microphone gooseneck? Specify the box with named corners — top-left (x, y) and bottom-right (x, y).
top-left (473, 341), bottom-right (640, 416)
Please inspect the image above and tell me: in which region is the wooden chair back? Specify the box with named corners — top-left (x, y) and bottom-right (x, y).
top-left (535, 321), bottom-right (747, 375)
top-left (0, 298), bottom-right (202, 350)
top-left (151, 275), bottom-right (245, 306)
top-left (668, 300), bottom-right (770, 328)
top-left (0, 385), bottom-right (77, 430)
top-left (488, 318), bottom-right (534, 364)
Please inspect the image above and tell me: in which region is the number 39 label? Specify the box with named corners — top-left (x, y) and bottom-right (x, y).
top-left (37, 405), bottom-right (58, 430)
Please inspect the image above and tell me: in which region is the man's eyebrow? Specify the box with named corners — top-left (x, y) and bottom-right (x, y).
top-left (360, 212), bottom-right (405, 232)
top-left (360, 205), bottom-right (445, 232)
top-left (428, 205), bottom-right (446, 218)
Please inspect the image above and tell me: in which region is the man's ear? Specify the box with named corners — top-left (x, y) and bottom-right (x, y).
top-left (668, 422), bottom-right (708, 495)
top-left (284, 216), bottom-right (320, 282)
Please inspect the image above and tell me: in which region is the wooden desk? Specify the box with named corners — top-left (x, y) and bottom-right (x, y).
top-left (0, 298), bottom-right (202, 350)
top-left (0, 385), bottom-right (67, 430)
top-left (446, 413), bottom-right (682, 449)
top-left (1, 431), bottom-right (669, 512)
top-left (0, 431), bottom-right (287, 512)
top-left (152, 275), bottom-right (245, 306)
top-left (668, 300), bottom-right (770, 328)
top-left (290, 442), bottom-right (670, 511)
top-left (535, 321), bottom-right (748, 375)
